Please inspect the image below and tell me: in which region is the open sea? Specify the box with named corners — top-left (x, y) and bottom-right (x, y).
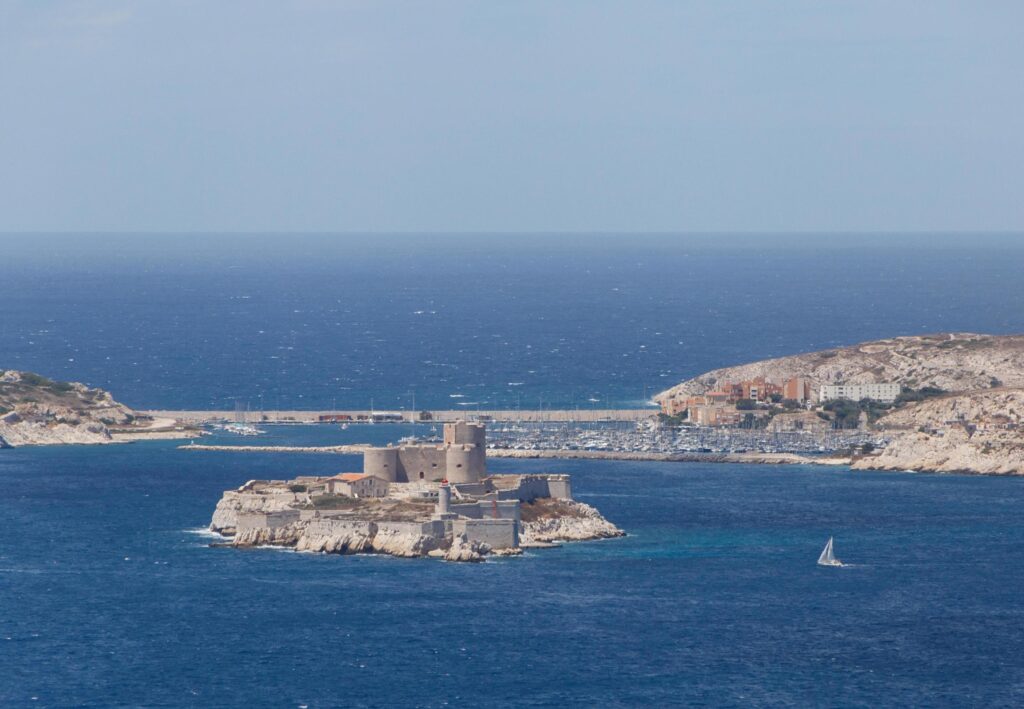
top-left (3, 233), bottom-right (1024, 706)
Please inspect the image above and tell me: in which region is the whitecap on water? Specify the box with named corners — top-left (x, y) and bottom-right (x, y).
top-left (183, 527), bottom-right (225, 540)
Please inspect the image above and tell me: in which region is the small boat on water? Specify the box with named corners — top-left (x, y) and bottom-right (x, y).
top-left (817, 536), bottom-right (843, 567)
top-left (222, 423), bottom-right (265, 436)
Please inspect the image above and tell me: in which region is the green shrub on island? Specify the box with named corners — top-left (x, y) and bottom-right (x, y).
top-left (309, 495), bottom-right (363, 509)
top-left (657, 412), bottom-right (688, 426)
top-left (288, 484), bottom-right (307, 493)
top-left (822, 399), bottom-right (866, 429)
top-left (738, 412), bottom-right (769, 430)
top-left (895, 386), bottom-right (948, 405)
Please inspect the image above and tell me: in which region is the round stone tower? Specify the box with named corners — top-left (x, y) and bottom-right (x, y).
top-left (444, 445), bottom-right (478, 483)
top-left (363, 447), bottom-right (399, 482)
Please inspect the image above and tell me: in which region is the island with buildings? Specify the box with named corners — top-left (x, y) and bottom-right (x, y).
top-left (209, 420), bottom-right (624, 562)
top-left (654, 333), bottom-right (1024, 475)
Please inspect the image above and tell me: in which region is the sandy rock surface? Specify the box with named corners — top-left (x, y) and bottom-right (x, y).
top-left (519, 500), bottom-right (625, 544)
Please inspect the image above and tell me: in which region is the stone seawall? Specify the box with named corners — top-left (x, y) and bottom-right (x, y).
top-left (488, 449), bottom-right (851, 466)
top-left (148, 408), bottom-right (656, 424)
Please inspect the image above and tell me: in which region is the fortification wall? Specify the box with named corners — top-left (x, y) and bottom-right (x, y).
top-left (446, 445), bottom-right (484, 483)
top-left (443, 421), bottom-right (486, 446)
top-left (495, 475), bottom-right (573, 502)
top-left (397, 446), bottom-right (446, 482)
top-left (451, 500), bottom-right (520, 523)
top-left (453, 518), bottom-right (517, 549)
top-left (236, 509), bottom-right (300, 532)
top-left (363, 447), bottom-right (399, 482)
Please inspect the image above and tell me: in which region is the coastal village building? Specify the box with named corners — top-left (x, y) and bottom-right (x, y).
top-left (661, 376), bottom-right (815, 426)
top-left (819, 383), bottom-right (901, 404)
top-left (783, 377), bottom-right (812, 403)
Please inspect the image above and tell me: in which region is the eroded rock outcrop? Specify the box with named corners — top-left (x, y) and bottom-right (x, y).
top-left (210, 486), bottom-right (307, 534)
top-left (519, 499), bottom-right (625, 544)
top-left (854, 388), bottom-right (1024, 475)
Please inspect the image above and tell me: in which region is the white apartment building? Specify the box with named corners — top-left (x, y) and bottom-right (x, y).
top-left (819, 383), bottom-right (901, 403)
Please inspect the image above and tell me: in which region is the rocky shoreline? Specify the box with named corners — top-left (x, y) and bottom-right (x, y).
top-left (656, 333), bottom-right (1024, 477)
top-left (210, 475), bottom-right (625, 563)
top-left (0, 370), bottom-right (199, 447)
top-left (851, 388), bottom-right (1024, 475)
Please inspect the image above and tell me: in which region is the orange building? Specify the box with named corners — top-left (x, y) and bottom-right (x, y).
top-left (783, 377), bottom-right (811, 403)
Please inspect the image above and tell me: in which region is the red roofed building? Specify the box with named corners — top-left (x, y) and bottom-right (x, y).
top-left (325, 473), bottom-right (390, 498)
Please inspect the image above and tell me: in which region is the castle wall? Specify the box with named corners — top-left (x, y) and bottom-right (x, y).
top-left (452, 518), bottom-right (517, 549)
top-left (445, 445), bottom-right (482, 483)
top-left (363, 447), bottom-right (399, 482)
top-left (450, 500), bottom-right (520, 523)
top-left (443, 421), bottom-right (486, 447)
top-left (396, 446), bottom-right (446, 482)
top-left (236, 509), bottom-right (300, 532)
top-left (494, 474), bottom-right (574, 502)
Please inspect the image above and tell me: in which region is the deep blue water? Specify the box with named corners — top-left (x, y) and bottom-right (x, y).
top-left (4, 234), bottom-right (1024, 706)
top-left (4, 425), bottom-right (1024, 706)
top-left (1, 233), bottom-right (1022, 410)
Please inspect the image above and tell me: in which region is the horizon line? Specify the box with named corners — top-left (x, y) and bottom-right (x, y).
top-left (1, 230), bottom-right (1023, 236)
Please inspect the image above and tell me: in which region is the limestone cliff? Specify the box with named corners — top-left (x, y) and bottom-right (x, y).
top-left (655, 333), bottom-right (1024, 404)
top-left (519, 498), bottom-right (625, 544)
top-left (854, 388), bottom-right (1024, 475)
top-left (0, 369), bottom-right (195, 446)
top-left (654, 333), bottom-right (1024, 476)
top-left (209, 485), bottom-right (308, 534)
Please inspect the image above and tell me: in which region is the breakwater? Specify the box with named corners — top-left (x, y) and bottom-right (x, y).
top-left (178, 442), bottom-right (851, 467)
top-left (179, 443), bottom-right (368, 454)
top-left (488, 449), bottom-right (851, 466)
top-left (145, 408), bottom-right (654, 424)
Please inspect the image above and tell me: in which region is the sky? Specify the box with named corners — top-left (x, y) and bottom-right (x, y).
top-left (0, 1), bottom-right (1021, 233)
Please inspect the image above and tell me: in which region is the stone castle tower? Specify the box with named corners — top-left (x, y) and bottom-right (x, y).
top-left (362, 420), bottom-right (487, 484)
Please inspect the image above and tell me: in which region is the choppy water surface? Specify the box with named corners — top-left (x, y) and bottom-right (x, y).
top-left (1, 234), bottom-right (1022, 410)
top-left (3, 235), bottom-right (1024, 706)
top-left (3, 426), bottom-right (1024, 706)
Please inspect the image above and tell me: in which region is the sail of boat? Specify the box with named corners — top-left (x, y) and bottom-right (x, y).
top-left (817, 536), bottom-right (843, 567)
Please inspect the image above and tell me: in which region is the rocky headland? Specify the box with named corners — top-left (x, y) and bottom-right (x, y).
top-left (0, 370), bottom-right (198, 446)
top-left (852, 388), bottom-right (1024, 475)
top-left (656, 333), bottom-right (1024, 476)
top-left (656, 333), bottom-right (1024, 404)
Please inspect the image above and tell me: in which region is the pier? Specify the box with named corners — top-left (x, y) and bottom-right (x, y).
top-left (142, 408), bottom-right (656, 424)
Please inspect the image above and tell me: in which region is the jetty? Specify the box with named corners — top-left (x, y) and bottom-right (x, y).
top-left (180, 443), bottom-right (368, 454)
top-left (144, 408), bottom-right (654, 424)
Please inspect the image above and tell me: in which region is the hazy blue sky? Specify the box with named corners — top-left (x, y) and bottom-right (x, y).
top-left (1, 1), bottom-right (1021, 232)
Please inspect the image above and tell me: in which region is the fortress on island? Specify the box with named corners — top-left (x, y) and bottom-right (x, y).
top-left (209, 421), bottom-right (616, 561)
top-left (363, 420), bottom-right (488, 484)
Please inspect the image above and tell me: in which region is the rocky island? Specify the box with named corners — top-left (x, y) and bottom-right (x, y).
top-left (656, 333), bottom-right (1024, 475)
top-left (0, 370), bottom-right (198, 447)
top-left (209, 421), bottom-right (624, 562)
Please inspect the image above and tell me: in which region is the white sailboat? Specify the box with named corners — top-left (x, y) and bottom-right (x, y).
top-left (817, 536), bottom-right (843, 567)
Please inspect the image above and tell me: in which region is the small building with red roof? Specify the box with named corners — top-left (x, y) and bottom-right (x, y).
top-left (325, 473), bottom-right (390, 498)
